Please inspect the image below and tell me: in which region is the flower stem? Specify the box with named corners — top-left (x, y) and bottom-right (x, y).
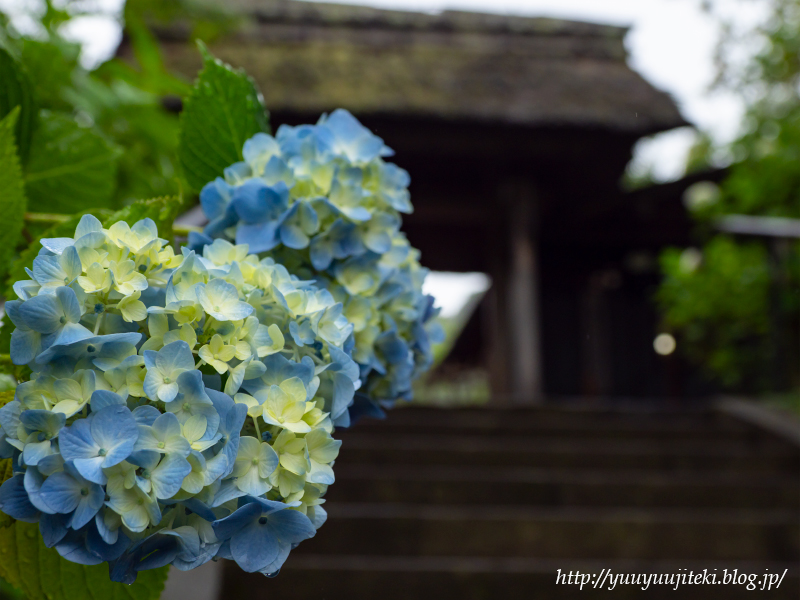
top-left (173, 224), bottom-right (203, 236)
top-left (93, 314), bottom-right (104, 335)
top-left (252, 416), bottom-right (261, 440)
top-left (24, 212), bottom-right (71, 225)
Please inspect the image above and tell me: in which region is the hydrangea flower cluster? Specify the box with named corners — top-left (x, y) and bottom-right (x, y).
top-left (190, 109), bottom-right (442, 415)
top-left (0, 215), bottom-right (354, 581)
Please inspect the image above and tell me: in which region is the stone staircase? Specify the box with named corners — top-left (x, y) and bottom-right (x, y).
top-left (221, 404), bottom-right (800, 599)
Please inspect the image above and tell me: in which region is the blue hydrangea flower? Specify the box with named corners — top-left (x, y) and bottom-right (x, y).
top-left (143, 341), bottom-right (195, 402)
top-left (191, 110), bottom-right (440, 417)
top-left (38, 462), bottom-right (105, 529)
top-left (0, 215), bottom-right (350, 582)
top-left (58, 405), bottom-right (138, 484)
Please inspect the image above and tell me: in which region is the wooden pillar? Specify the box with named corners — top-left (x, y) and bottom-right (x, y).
top-left (491, 180), bottom-right (544, 404)
top-left (508, 182), bottom-right (544, 403)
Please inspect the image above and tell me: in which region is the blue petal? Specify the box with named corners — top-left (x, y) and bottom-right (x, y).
top-left (0, 474), bottom-right (40, 522)
top-left (344, 393), bottom-right (386, 427)
top-left (22, 440), bottom-right (53, 466)
top-left (35, 332), bottom-right (142, 365)
top-left (151, 454), bottom-right (192, 499)
top-left (91, 405), bottom-right (138, 467)
top-left (133, 533), bottom-right (179, 572)
top-left (40, 513), bottom-right (70, 547)
top-left (155, 340), bottom-right (195, 373)
top-left (89, 390), bottom-right (125, 412)
top-left (330, 372), bottom-right (355, 420)
top-left (10, 328), bottom-right (42, 365)
top-left (59, 419), bottom-right (99, 461)
top-left (236, 221), bottom-right (280, 254)
top-left (182, 498), bottom-right (216, 522)
top-left (21, 409), bottom-right (65, 435)
top-left (199, 178), bottom-right (232, 221)
top-left (72, 486), bottom-right (104, 529)
top-left (48, 322), bottom-right (93, 347)
top-left (18, 293), bottom-right (66, 334)
top-left (279, 222), bottom-right (310, 249)
top-left (40, 237), bottom-right (74, 255)
top-left (0, 400), bottom-right (21, 437)
top-left (230, 521), bottom-right (279, 572)
top-left (60, 246), bottom-right (82, 279)
top-left (150, 412), bottom-right (182, 440)
top-left (24, 466), bottom-right (56, 514)
top-left (143, 349), bottom-right (157, 370)
top-left (267, 508), bottom-right (316, 544)
top-left (132, 405), bottom-right (161, 426)
top-left (187, 231), bottom-right (213, 254)
top-left (257, 543), bottom-right (290, 576)
top-left (87, 524), bottom-right (129, 561)
top-left (231, 179), bottom-right (271, 224)
top-left (109, 554), bottom-right (138, 584)
top-left (210, 478), bottom-right (247, 508)
top-left (75, 214), bottom-right (103, 238)
top-left (55, 531), bottom-right (103, 565)
top-left (211, 501), bottom-right (261, 541)
top-left (207, 388), bottom-right (234, 419)
top-left (328, 345), bottom-right (360, 381)
top-left (72, 457), bottom-right (106, 485)
top-left (39, 471), bottom-right (81, 514)
top-left (309, 237), bottom-right (334, 271)
top-left (58, 285), bottom-right (81, 320)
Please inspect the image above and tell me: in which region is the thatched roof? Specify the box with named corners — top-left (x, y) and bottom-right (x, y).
top-left (155, 0), bottom-right (688, 135)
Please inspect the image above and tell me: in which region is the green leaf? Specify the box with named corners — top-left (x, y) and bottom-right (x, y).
top-left (0, 521), bottom-right (168, 600)
top-left (0, 108), bottom-right (28, 285)
top-left (24, 111), bottom-right (121, 214)
top-left (178, 41), bottom-right (269, 193)
top-left (0, 47), bottom-right (37, 164)
top-left (17, 38), bottom-right (80, 114)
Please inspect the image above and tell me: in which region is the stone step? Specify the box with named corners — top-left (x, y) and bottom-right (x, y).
top-left (328, 464), bottom-right (800, 509)
top-left (336, 433), bottom-right (800, 474)
top-left (360, 407), bottom-right (750, 435)
top-left (223, 557), bottom-right (800, 600)
top-left (351, 420), bottom-right (776, 443)
top-left (295, 504), bottom-right (799, 561)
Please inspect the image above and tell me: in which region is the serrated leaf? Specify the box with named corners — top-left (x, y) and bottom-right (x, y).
top-left (0, 108), bottom-right (28, 286)
top-left (0, 47), bottom-right (37, 164)
top-left (179, 42), bottom-right (269, 193)
top-left (24, 111), bottom-right (121, 214)
top-left (0, 521), bottom-right (168, 600)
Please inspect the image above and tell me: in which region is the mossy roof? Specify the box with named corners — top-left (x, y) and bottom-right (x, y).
top-left (157, 0), bottom-right (688, 135)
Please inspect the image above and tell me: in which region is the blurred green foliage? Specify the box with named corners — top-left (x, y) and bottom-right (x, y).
top-left (0, 0), bottom-right (197, 355)
top-left (658, 0), bottom-right (800, 392)
top-left (1, 0), bottom-right (186, 208)
top-left (658, 238), bottom-right (774, 389)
